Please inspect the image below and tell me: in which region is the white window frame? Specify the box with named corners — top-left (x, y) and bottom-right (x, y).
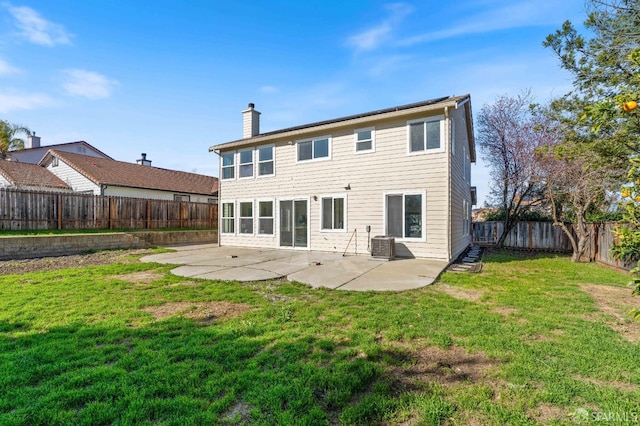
top-left (238, 199), bottom-right (254, 235)
top-left (257, 144), bottom-right (275, 178)
top-left (383, 190), bottom-right (427, 242)
top-left (296, 135), bottom-right (332, 163)
top-left (319, 193), bottom-right (347, 233)
top-left (354, 127), bottom-right (375, 154)
top-left (407, 115), bottom-right (445, 155)
top-left (238, 148), bottom-right (254, 179)
top-left (221, 200), bottom-right (235, 235)
top-left (221, 152), bottom-right (235, 180)
top-left (257, 198), bottom-right (275, 236)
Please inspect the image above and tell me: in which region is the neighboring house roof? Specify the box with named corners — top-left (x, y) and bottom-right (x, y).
top-left (8, 141), bottom-right (114, 164)
top-left (0, 159), bottom-right (71, 190)
top-left (40, 150), bottom-right (218, 196)
top-left (210, 94), bottom-right (475, 161)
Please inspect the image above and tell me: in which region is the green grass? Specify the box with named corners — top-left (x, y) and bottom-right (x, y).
top-left (1, 251), bottom-right (638, 425)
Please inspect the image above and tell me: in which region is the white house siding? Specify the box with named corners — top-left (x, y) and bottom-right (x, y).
top-left (449, 106), bottom-right (472, 259)
top-left (0, 175), bottom-right (11, 188)
top-left (104, 185), bottom-right (212, 202)
top-left (219, 111), bottom-right (455, 260)
top-left (46, 159), bottom-right (101, 194)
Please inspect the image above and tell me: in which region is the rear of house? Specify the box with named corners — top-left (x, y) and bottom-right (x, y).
top-left (210, 95), bottom-right (475, 261)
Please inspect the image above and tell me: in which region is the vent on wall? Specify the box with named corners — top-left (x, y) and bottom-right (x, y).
top-left (371, 236), bottom-right (396, 260)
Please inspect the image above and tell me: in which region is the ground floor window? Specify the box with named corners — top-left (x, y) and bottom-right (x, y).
top-left (222, 202), bottom-right (234, 234)
top-left (239, 201), bottom-right (254, 235)
top-left (385, 192), bottom-right (425, 240)
top-left (321, 195), bottom-right (346, 231)
top-left (258, 200), bottom-right (274, 235)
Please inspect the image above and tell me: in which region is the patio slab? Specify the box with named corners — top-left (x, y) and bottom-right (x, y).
top-left (140, 244), bottom-right (448, 291)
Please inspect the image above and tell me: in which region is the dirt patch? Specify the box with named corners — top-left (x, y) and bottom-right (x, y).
top-left (0, 249), bottom-right (154, 275)
top-left (222, 400), bottom-right (252, 424)
top-left (579, 284), bottom-right (640, 342)
top-left (113, 271), bottom-right (164, 285)
top-left (386, 344), bottom-right (498, 390)
top-left (573, 374), bottom-right (638, 393)
top-left (142, 301), bottom-right (253, 324)
top-left (527, 403), bottom-right (567, 422)
top-left (491, 306), bottom-right (518, 317)
top-left (434, 284), bottom-right (485, 302)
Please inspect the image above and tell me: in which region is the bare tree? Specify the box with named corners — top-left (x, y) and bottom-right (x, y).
top-left (477, 91), bottom-right (546, 247)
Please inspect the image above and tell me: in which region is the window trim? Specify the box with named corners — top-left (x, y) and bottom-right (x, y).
top-left (383, 190), bottom-right (427, 242)
top-left (221, 200), bottom-right (235, 235)
top-left (238, 199), bottom-right (254, 236)
top-left (354, 127), bottom-right (375, 154)
top-left (221, 151), bottom-right (236, 181)
top-left (319, 193), bottom-right (347, 233)
top-left (257, 198), bottom-right (275, 237)
top-left (238, 148), bottom-right (254, 180)
top-left (257, 144), bottom-right (275, 178)
top-left (407, 115), bottom-right (445, 155)
top-left (296, 135), bottom-right (332, 163)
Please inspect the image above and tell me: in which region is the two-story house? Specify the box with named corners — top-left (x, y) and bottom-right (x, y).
top-left (209, 95), bottom-right (475, 261)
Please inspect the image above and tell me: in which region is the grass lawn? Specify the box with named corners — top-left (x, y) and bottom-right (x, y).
top-left (0, 250), bottom-right (639, 425)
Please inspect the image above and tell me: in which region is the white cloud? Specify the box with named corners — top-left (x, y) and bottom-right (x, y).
top-left (0, 58), bottom-right (20, 75)
top-left (260, 85), bottom-right (279, 94)
top-left (7, 5), bottom-right (72, 46)
top-left (346, 3), bottom-right (413, 52)
top-left (62, 69), bottom-right (118, 99)
top-left (0, 92), bottom-right (54, 113)
top-left (398, 1), bottom-right (574, 46)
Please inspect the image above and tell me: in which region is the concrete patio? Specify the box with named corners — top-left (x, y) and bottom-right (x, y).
top-left (141, 244), bottom-right (449, 291)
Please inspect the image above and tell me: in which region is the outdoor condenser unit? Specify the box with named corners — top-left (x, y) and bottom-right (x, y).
top-left (371, 236), bottom-right (396, 260)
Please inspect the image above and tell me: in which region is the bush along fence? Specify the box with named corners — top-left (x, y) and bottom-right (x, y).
top-left (0, 188), bottom-right (218, 231)
top-left (472, 221), bottom-right (635, 271)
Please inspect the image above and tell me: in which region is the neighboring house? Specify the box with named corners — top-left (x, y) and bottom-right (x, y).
top-left (0, 159), bottom-right (72, 192)
top-left (8, 135), bottom-right (113, 164)
top-left (40, 150), bottom-right (218, 202)
top-left (209, 95), bottom-right (476, 261)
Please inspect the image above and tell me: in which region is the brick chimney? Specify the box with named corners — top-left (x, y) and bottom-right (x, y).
top-left (136, 153), bottom-right (152, 166)
top-left (242, 103), bottom-right (260, 138)
top-left (26, 133), bottom-right (40, 149)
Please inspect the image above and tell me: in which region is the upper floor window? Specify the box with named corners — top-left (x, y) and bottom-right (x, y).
top-left (239, 149), bottom-right (254, 178)
top-left (354, 127), bottom-right (375, 153)
top-left (221, 152), bottom-right (235, 180)
top-left (258, 145), bottom-right (274, 177)
top-left (297, 136), bottom-right (330, 162)
top-left (408, 116), bottom-right (444, 154)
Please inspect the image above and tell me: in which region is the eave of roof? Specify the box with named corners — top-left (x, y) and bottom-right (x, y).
top-left (210, 95), bottom-right (471, 152)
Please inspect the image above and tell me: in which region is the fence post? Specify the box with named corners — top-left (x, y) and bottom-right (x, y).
top-left (146, 200), bottom-right (151, 229)
top-left (57, 193), bottom-right (62, 230)
top-left (528, 222), bottom-right (533, 249)
top-left (109, 197), bottom-right (114, 229)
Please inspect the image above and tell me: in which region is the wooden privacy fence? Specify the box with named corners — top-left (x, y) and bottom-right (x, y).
top-left (0, 188), bottom-right (217, 231)
top-left (473, 221), bottom-right (636, 271)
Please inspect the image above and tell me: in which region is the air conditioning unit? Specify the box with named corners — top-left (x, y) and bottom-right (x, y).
top-left (371, 236), bottom-right (396, 260)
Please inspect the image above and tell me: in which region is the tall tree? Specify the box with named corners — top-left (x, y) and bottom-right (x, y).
top-left (545, 0), bottom-right (640, 318)
top-left (476, 91), bottom-right (546, 247)
top-left (0, 120), bottom-right (31, 160)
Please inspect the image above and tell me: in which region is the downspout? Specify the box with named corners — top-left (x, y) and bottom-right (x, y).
top-left (444, 106), bottom-right (452, 261)
top-left (214, 150), bottom-right (222, 247)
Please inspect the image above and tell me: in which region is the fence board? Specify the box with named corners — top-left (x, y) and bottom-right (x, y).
top-left (0, 188), bottom-right (217, 231)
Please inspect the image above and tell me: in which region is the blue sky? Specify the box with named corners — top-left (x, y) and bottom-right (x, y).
top-left (0, 0), bottom-right (587, 205)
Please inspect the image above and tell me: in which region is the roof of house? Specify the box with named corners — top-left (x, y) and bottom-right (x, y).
top-left (0, 159), bottom-right (71, 190)
top-left (210, 95), bottom-right (475, 160)
top-left (41, 150), bottom-right (218, 196)
top-left (9, 140), bottom-right (114, 162)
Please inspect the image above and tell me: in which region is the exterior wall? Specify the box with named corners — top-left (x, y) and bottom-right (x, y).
top-left (449, 105), bottom-right (473, 259)
top-left (46, 159), bottom-right (101, 194)
top-left (219, 109), bottom-right (460, 260)
top-left (104, 185), bottom-right (213, 202)
top-left (10, 143), bottom-right (107, 164)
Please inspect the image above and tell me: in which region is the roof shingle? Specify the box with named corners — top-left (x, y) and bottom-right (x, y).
top-left (0, 160), bottom-right (71, 189)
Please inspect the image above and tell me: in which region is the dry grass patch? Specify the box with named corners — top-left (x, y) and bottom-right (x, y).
top-left (573, 374), bottom-right (639, 393)
top-left (142, 301), bottom-right (253, 324)
top-left (490, 306), bottom-right (518, 317)
top-left (114, 271), bottom-right (164, 286)
top-left (526, 403), bottom-right (567, 423)
top-left (434, 284), bottom-right (485, 302)
top-left (579, 284), bottom-right (640, 342)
